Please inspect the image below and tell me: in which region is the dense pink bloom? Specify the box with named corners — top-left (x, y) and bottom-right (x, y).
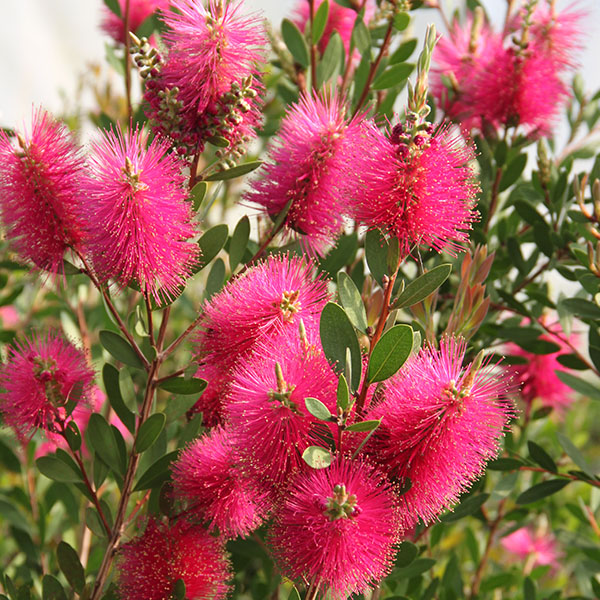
top-left (82, 126), bottom-right (199, 302)
top-left (501, 526), bottom-right (561, 570)
top-left (245, 93), bottom-right (372, 255)
top-left (0, 332), bottom-right (95, 439)
top-left (270, 458), bottom-right (400, 599)
top-left (226, 327), bottom-right (338, 490)
top-left (0, 109), bottom-right (86, 276)
top-left (293, 0), bottom-right (375, 55)
top-left (352, 122), bottom-right (478, 256)
top-left (359, 336), bottom-right (513, 528)
top-left (172, 426), bottom-right (268, 538)
top-left (191, 362), bottom-right (230, 428)
top-left (505, 318), bottom-right (577, 413)
top-left (117, 519), bottom-right (231, 600)
top-left (145, 0), bottom-right (266, 155)
top-left (101, 0), bottom-right (171, 44)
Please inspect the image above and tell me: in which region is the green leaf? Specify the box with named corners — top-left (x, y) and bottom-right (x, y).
top-left (390, 39), bottom-right (417, 64)
top-left (319, 302), bottom-right (362, 391)
top-left (516, 479), bottom-right (570, 504)
top-left (499, 154), bottom-right (527, 191)
top-left (87, 413), bottom-right (124, 476)
top-left (528, 441), bottom-right (557, 473)
top-left (396, 264), bottom-right (452, 308)
top-left (158, 377), bottom-right (207, 395)
top-left (523, 576), bottom-right (536, 600)
top-left (203, 160), bottom-right (263, 182)
top-left (197, 224), bottom-right (229, 271)
top-left (395, 541), bottom-right (418, 567)
top-left (441, 493), bottom-right (489, 522)
top-left (103, 364), bottom-right (135, 435)
top-left (345, 419), bottom-right (381, 432)
top-left (134, 450), bottom-right (179, 491)
top-left (104, 0), bottom-right (121, 18)
top-left (0, 437), bottom-right (21, 472)
top-left (391, 558), bottom-right (436, 580)
top-left (337, 374), bottom-right (349, 411)
top-left (372, 63), bottom-right (414, 90)
top-left (367, 324), bottom-right (413, 383)
top-left (393, 12), bottom-right (410, 30)
top-left (555, 370), bottom-right (600, 400)
top-left (337, 271), bottom-right (368, 332)
top-left (560, 297), bottom-right (600, 320)
top-left (317, 31), bottom-right (344, 84)
top-left (281, 19), bottom-right (310, 68)
top-left (365, 229), bottom-right (389, 285)
top-left (36, 455), bottom-right (82, 483)
top-left (135, 413), bottom-right (166, 453)
top-left (229, 216), bottom-right (250, 271)
top-left (557, 432), bottom-right (594, 478)
top-left (302, 446), bottom-right (333, 469)
top-left (319, 232), bottom-right (357, 276)
top-left (57, 541), bottom-right (85, 594)
top-left (173, 579), bottom-right (186, 600)
top-left (304, 397), bottom-right (333, 421)
top-left (204, 258), bottom-right (226, 299)
top-left (190, 181), bottom-right (207, 212)
top-left (351, 16), bottom-right (370, 54)
top-left (99, 330), bottom-right (144, 370)
top-left (312, 0), bottom-right (329, 45)
top-left (288, 587), bottom-right (301, 600)
top-left (64, 421), bottom-right (82, 453)
top-left (85, 507), bottom-right (107, 538)
top-left (42, 575), bottom-right (67, 600)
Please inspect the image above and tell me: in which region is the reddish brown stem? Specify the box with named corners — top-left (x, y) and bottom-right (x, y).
top-left (308, 0), bottom-right (318, 89)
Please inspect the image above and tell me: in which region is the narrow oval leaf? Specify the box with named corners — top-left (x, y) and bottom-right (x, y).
top-left (395, 541), bottom-right (418, 568)
top-left (135, 413), bottom-right (166, 454)
top-left (337, 271), bottom-right (368, 332)
top-left (99, 330), bottom-right (144, 370)
top-left (305, 397), bottom-right (333, 421)
top-left (364, 229), bottom-right (388, 285)
top-left (87, 413), bottom-right (124, 476)
top-left (103, 363), bottom-right (135, 434)
top-left (190, 181), bottom-right (207, 212)
top-left (312, 0), bottom-right (329, 45)
top-left (351, 16), bottom-right (370, 53)
top-left (205, 258), bottom-right (226, 300)
top-left (337, 374), bottom-right (349, 411)
top-left (499, 154), bottom-right (527, 192)
top-left (555, 370), bottom-right (600, 400)
top-left (85, 507), bottom-right (107, 537)
top-left (158, 377), bottom-right (207, 395)
top-left (368, 324), bottom-right (413, 383)
top-left (527, 441), bottom-right (557, 473)
top-left (516, 479), bottom-right (570, 504)
top-left (229, 215), bottom-right (250, 271)
top-left (317, 31), bottom-right (344, 84)
top-left (57, 541), bottom-right (85, 594)
top-left (203, 160), bottom-right (263, 182)
top-left (196, 224), bottom-right (229, 271)
top-left (64, 421), bottom-right (82, 453)
top-left (281, 19), bottom-right (310, 67)
top-left (319, 302), bottom-right (362, 391)
top-left (396, 264), bottom-right (452, 308)
top-left (134, 450), bottom-right (179, 491)
top-left (393, 11), bottom-right (410, 30)
top-left (372, 63), bottom-right (414, 90)
top-left (345, 419), bottom-right (381, 432)
top-left (302, 446), bottom-right (333, 469)
top-left (36, 455), bottom-right (82, 483)
top-left (441, 493), bottom-right (490, 522)
top-left (42, 575), bottom-right (67, 600)
top-left (557, 432), bottom-right (594, 477)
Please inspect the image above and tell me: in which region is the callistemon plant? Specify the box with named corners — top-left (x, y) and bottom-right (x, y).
top-left (2, 0), bottom-right (600, 599)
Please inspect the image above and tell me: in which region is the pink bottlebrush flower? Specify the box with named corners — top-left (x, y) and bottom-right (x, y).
top-left (432, 16), bottom-right (504, 130)
top-left (226, 327), bottom-right (338, 490)
top-left (191, 362), bottom-right (230, 428)
top-left (501, 526), bottom-right (561, 571)
top-left (0, 306), bottom-right (19, 328)
top-left (172, 426), bottom-right (268, 538)
top-left (145, 0), bottom-right (266, 155)
top-left (353, 122), bottom-right (479, 256)
top-left (270, 458), bottom-right (400, 599)
top-left (359, 336), bottom-right (514, 529)
top-left (293, 0), bottom-right (376, 55)
top-left (0, 332), bottom-right (95, 439)
top-left (0, 109), bottom-right (86, 276)
top-left (117, 519), bottom-right (231, 600)
top-left (101, 0), bottom-right (171, 44)
top-left (245, 92), bottom-right (372, 256)
top-left (82, 126), bottom-right (199, 302)
top-left (505, 318), bottom-right (577, 413)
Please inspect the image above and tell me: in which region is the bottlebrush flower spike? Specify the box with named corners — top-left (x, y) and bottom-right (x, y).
top-left (504, 316), bottom-right (577, 414)
top-left (353, 121), bottom-right (479, 256)
top-left (245, 92), bottom-right (372, 256)
top-left (359, 336), bottom-right (514, 529)
top-left (172, 426), bottom-right (268, 538)
top-left (101, 0), bottom-right (171, 44)
top-left (226, 327), bottom-right (338, 490)
top-left (82, 126), bottom-right (199, 302)
top-left (292, 0), bottom-right (376, 55)
top-left (501, 526), bottom-right (561, 571)
top-left (0, 332), bottom-right (95, 439)
top-left (270, 458), bottom-right (400, 600)
top-left (116, 519), bottom-right (231, 600)
top-left (0, 109), bottom-right (86, 276)
top-left (143, 0), bottom-right (266, 157)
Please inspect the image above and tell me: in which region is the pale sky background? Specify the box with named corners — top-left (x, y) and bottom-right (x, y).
top-left (0, 0), bottom-right (598, 130)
